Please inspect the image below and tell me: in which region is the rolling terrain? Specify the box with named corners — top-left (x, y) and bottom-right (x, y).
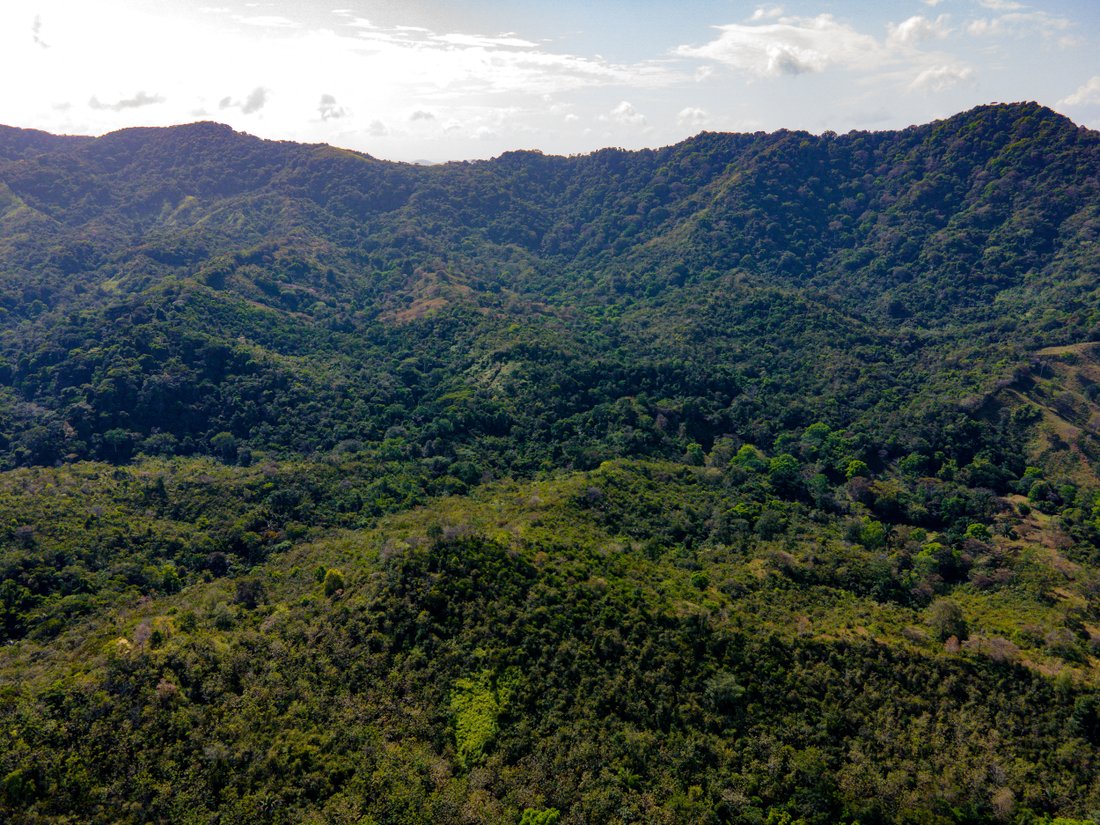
top-left (1, 103), bottom-right (1100, 823)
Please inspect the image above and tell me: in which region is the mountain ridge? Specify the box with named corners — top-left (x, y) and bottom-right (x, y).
top-left (0, 102), bottom-right (1095, 466)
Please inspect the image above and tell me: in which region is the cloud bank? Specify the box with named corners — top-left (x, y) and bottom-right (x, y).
top-left (0, 0), bottom-right (1092, 161)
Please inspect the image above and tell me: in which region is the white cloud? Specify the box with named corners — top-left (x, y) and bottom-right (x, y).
top-left (678, 106), bottom-right (708, 127)
top-left (0, 0), bottom-right (683, 156)
top-left (887, 15), bottom-right (950, 46)
top-left (241, 87), bottom-right (267, 114)
top-left (31, 15), bottom-right (48, 48)
top-left (432, 32), bottom-right (538, 49)
top-left (966, 11), bottom-right (1071, 38)
top-left (910, 63), bottom-right (974, 92)
top-left (219, 87), bottom-right (268, 114)
top-left (978, 0), bottom-right (1023, 10)
top-left (239, 15), bottom-right (299, 29)
top-left (605, 101), bottom-right (646, 126)
top-left (89, 90), bottom-right (165, 111)
top-left (676, 14), bottom-right (888, 77)
top-left (0, 0), bottom-right (1087, 162)
top-left (1060, 76), bottom-right (1100, 106)
top-left (318, 93), bottom-right (346, 120)
top-left (677, 10), bottom-right (978, 100)
top-left (750, 6), bottom-right (784, 21)
top-left (325, 17), bottom-right (674, 97)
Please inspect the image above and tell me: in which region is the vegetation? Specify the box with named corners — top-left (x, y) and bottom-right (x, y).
top-left (1, 103), bottom-right (1100, 822)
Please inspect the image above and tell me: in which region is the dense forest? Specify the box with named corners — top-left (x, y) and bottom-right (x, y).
top-left (2, 102), bottom-right (1100, 823)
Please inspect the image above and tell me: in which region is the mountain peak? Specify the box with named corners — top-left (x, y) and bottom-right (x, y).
top-left (97, 120), bottom-right (254, 149)
top-left (937, 100), bottom-right (1079, 133)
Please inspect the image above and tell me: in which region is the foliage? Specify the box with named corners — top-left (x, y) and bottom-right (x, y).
top-left (1, 104), bottom-right (1100, 822)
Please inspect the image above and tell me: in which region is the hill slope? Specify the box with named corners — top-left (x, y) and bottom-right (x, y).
top-left (0, 102), bottom-right (1096, 470)
top-left (2, 104), bottom-right (1100, 823)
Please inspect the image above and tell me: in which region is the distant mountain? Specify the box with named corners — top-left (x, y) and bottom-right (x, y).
top-left (0, 102), bottom-right (1095, 472)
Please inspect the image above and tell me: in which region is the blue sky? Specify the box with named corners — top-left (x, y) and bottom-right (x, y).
top-left (2, 0), bottom-right (1098, 161)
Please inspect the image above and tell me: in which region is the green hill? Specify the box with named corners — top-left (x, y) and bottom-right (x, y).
top-left (1, 103), bottom-right (1100, 823)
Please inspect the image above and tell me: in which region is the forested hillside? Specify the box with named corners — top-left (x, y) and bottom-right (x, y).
top-left (2, 103), bottom-right (1100, 823)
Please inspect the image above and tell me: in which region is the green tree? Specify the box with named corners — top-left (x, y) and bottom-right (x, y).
top-left (323, 568), bottom-right (345, 596)
top-left (928, 598), bottom-right (968, 641)
top-left (235, 577), bottom-right (266, 608)
top-left (211, 431), bottom-right (239, 463)
top-left (964, 523), bottom-right (991, 541)
top-left (520, 809), bottom-right (561, 825)
top-left (845, 459), bottom-right (869, 480)
top-left (769, 453), bottom-right (803, 496)
top-left (733, 444), bottom-right (767, 472)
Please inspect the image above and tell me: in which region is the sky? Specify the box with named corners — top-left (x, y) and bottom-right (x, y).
top-left (2, 0), bottom-right (1099, 162)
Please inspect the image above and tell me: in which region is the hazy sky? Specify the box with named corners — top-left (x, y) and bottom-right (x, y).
top-left (2, 0), bottom-right (1098, 161)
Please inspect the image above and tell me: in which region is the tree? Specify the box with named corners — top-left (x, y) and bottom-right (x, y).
top-left (684, 442), bottom-right (705, 466)
top-left (235, 577), bottom-right (266, 608)
top-left (845, 459), bottom-right (869, 480)
top-left (101, 428), bottom-right (135, 462)
top-left (211, 431), bottom-right (239, 463)
top-left (520, 809), bottom-right (561, 825)
top-left (160, 564), bottom-right (182, 594)
top-left (928, 598), bottom-right (968, 642)
top-left (323, 568), bottom-right (345, 596)
top-left (1071, 694), bottom-right (1100, 743)
top-left (769, 453), bottom-right (803, 497)
top-left (964, 523), bottom-right (991, 541)
top-left (732, 445), bottom-right (767, 473)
